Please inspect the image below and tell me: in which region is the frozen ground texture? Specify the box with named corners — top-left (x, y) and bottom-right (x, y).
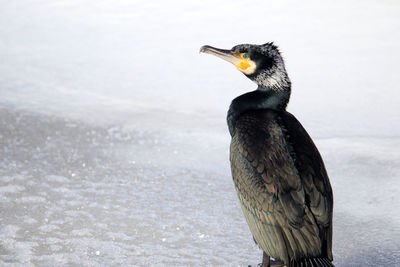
top-left (1, 0), bottom-right (400, 266)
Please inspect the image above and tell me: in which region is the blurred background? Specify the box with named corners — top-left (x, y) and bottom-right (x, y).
top-left (0, 0), bottom-right (399, 266)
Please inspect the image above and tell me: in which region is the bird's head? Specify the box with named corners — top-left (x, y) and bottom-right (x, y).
top-left (200, 42), bottom-right (291, 91)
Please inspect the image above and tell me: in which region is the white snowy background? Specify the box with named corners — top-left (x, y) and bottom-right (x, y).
top-left (0, 0), bottom-right (399, 266)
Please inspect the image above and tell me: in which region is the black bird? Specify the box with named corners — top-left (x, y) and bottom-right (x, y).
top-left (200, 43), bottom-right (334, 267)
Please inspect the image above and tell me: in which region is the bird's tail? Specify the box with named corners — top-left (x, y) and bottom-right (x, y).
top-left (289, 257), bottom-right (334, 267)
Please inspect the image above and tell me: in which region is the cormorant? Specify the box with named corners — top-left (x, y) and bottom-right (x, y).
top-left (200, 43), bottom-right (334, 267)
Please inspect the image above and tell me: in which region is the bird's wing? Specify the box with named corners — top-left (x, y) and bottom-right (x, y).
top-left (280, 111), bottom-right (333, 260)
top-left (230, 110), bottom-right (333, 263)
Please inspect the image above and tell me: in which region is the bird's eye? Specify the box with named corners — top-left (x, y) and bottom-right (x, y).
top-left (243, 53), bottom-right (249, 59)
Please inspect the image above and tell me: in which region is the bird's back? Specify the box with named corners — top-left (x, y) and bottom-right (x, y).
top-left (229, 109), bottom-right (333, 266)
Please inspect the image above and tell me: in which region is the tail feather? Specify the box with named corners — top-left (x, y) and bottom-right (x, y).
top-left (289, 257), bottom-right (334, 267)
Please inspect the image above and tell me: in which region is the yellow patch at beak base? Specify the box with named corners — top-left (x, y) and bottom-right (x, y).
top-left (234, 53), bottom-right (256, 75)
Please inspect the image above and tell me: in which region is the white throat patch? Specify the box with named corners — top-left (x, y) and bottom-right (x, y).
top-left (255, 69), bottom-right (288, 89)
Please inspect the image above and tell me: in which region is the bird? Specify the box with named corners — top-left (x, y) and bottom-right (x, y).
top-left (200, 43), bottom-right (334, 267)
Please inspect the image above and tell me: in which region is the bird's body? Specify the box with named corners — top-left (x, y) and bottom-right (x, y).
top-left (230, 108), bottom-right (333, 266)
top-left (200, 43), bottom-right (334, 267)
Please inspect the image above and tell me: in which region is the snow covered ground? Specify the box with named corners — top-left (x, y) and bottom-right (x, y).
top-left (1, 0), bottom-right (400, 266)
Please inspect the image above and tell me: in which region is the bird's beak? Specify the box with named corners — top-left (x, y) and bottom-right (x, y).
top-left (200, 45), bottom-right (242, 66)
top-left (200, 45), bottom-right (256, 75)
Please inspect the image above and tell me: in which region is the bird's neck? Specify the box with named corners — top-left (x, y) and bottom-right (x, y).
top-left (227, 86), bottom-right (291, 136)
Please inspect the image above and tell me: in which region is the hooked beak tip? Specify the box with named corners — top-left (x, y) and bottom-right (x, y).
top-left (199, 45), bottom-right (210, 53)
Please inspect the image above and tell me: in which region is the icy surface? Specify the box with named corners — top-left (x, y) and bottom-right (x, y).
top-left (1, 0), bottom-right (400, 266)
